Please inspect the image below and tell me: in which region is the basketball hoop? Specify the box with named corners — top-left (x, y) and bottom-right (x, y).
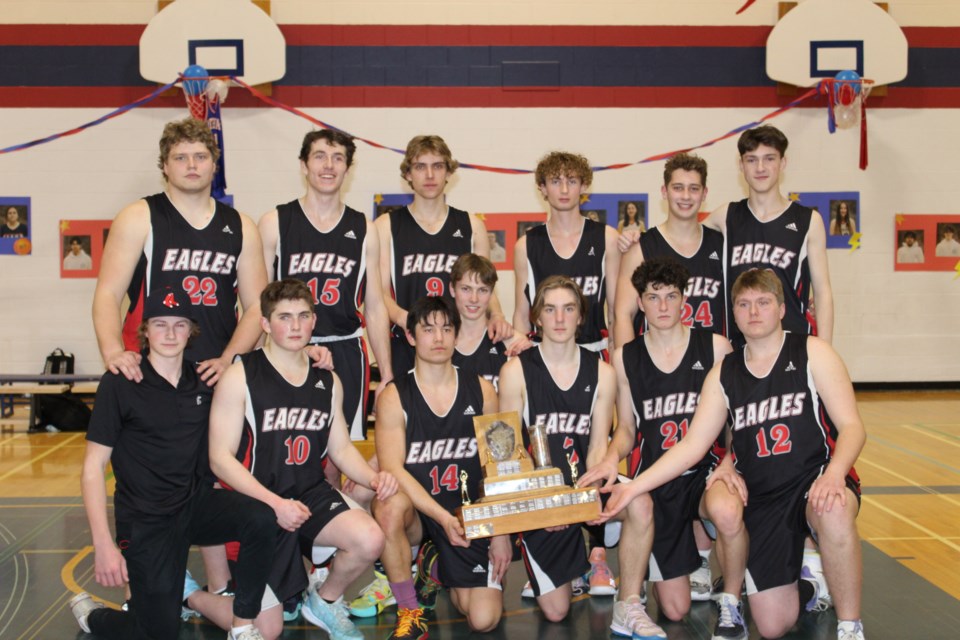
top-left (180, 64), bottom-right (209, 121)
top-left (820, 71), bottom-right (875, 170)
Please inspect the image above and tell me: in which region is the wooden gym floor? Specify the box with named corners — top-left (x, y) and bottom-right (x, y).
top-left (0, 390), bottom-right (958, 639)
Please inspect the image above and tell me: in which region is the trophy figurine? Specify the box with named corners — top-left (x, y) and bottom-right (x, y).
top-left (455, 411), bottom-right (600, 539)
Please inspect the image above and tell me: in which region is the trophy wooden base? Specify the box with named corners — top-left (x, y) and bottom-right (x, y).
top-left (456, 485), bottom-right (600, 540)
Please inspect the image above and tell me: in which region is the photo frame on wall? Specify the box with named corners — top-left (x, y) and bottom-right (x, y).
top-left (581, 194), bottom-right (649, 232)
top-left (372, 193), bottom-right (413, 218)
top-left (481, 213), bottom-right (546, 270)
top-left (0, 196), bottom-right (32, 255)
top-left (789, 192), bottom-right (861, 250)
top-left (894, 214), bottom-right (960, 271)
top-left (60, 219), bottom-right (111, 279)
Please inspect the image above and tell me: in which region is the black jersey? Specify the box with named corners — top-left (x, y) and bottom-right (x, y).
top-left (719, 332), bottom-right (853, 499)
top-left (397, 370), bottom-right (485, 513)
top-left (638, 226), bottom-right (726, 335)
top-left (275, 201), bottom-right (367, 339)
top-left (622, 329), bottom-right (720, 478)
top-left (388, 205), bottom-right (472, 316)
top-left (236, 349), bottom-right (334, 499)
top-left (453, 332), bottom-right (508, 392)
top-left (1, 223), bottom-right (27, 238)
top-left (524, 220), bottom-right (608, 347)
top-left (122, 193), bottom-right (243, 363)
top-left (87, 359), bottom-right (213, 521)
top-left (519, 346), bottom-right (599, 484)
top-left (725, 200), bottom-right (814, 341)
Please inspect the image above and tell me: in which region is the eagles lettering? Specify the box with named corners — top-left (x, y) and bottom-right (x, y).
top-left (730, 243), bottom-right (796, 269)
top-left (732, 393), bottom-right (806, 431)
top-left (262, 407), bottom-right (331, 432)
top-left (161, 248), bottom-right (237, 275)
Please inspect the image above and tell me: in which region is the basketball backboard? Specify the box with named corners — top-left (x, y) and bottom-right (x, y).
top-left (767, 0), bottom-right (907, 88)
top-left (140, 0), bottom-right (285, 85)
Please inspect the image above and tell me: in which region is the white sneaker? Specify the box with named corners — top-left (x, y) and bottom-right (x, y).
top-left (838, 620), bottom-right (865, 640)
top-left (801, 564), bottom-right (833, 612)
top-left (690, 554), bottom-right (712, 601)
top-left (228, 627), bottom-right (266, 640)
top-left (610, 595), bottom-right (666, 639)
top-left (521, 580), bottom-right (535, 598)
top-left (69, 592), bottom-right (104, 633)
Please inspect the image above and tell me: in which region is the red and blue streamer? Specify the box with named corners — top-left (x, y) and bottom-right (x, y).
top-left (2, 75), bottom-right (821, 173)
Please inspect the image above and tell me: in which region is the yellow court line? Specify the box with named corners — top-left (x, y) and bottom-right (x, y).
top-left (900, 424), bottom-right (960, 448)
top-left (0, 504), bottom-right (84, 509)
top-left (862, 496), bottom-right (960, 554)
top-left (867, 536), bottom-right (960, 542)
top-left (0, 433), bottom-right (83, 482)
top-left (61, 546), bottom-right (121, 609)
top-left (20, 549), bottom-right (85, 554)
top-left (857, 455), bottom-right (960, 510)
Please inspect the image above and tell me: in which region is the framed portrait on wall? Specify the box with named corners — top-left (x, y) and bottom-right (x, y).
top-left (481, 212), bottom-right (546, 270)
top-left (789, 191), bottom-right (860, 250)
top-left (0, 197), bottom-right (32, 255)
top-left (60, 219), bottom-right (111, 279)
top-left (581, 193), bottom-right (649, 232)
top-left (894, 214), bottom-right (960, 271)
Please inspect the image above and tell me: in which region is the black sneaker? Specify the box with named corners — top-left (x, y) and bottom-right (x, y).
top-left (414, 540), bottom-right (441, 610)
top-left (711, 593), bottom-right (747, 640)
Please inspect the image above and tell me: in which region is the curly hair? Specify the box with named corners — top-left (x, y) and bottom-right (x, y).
top-left (157, 118), bottom-right (220, 173)
top-left (534, 151), bottom-right (593, 188)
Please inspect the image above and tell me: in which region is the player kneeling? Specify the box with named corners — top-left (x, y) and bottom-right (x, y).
top-left (209, 279), bottom-right (398, 640)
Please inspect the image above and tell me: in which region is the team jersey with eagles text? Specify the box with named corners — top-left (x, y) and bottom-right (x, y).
top-left (389, 206), bottom-right (472, 319)
top-left (234, 350), bottom-right (334, 498)
top-left (519, 346), bottom-right (599, 484)
top-left (724, 200), bottom-right (814, 343)
top-left (524, 220), bottom-right (608, 347)
top-left (719, 332), bottom-right (856, 499)
top-left (622, 329), bottom-right (720, 478)
top-left (274, 201), bottom-right (367, 339)
top-left (637, 226), bottom-right (726, 335)
top-left (453, 333), bottom-right (508, 392)
top-left (397, 370), bottom-right (485, 512)
top-left (122, 193), bottom-right (243, 363)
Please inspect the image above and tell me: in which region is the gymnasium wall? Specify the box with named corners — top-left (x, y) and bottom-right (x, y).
top-left (0, 1), bottom-right (958, 383)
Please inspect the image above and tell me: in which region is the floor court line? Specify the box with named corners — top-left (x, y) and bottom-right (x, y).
top-left (902, 423), bottom-right (960, 446)
top-left (857, 456), bottom-right (960, 509)
top-left (865, 435), bottom-right (960, 475)
top-left (0, 432), bottom-right (83, 482)
top-left (861, 496), bottom-right (960, 554)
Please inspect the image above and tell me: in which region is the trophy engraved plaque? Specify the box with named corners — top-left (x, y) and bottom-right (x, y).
top-left (455, 411), bottom-right (600, 539)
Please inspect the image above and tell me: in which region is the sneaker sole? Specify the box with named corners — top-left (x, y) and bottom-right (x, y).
top-left (690, 590), bottom-right (713, 602)
top-left (300, 605), bottom-right (330, 633)
top-left (589, 585), bottom-right (617, 596)
top-left (349, 597), bottom-right (396, 618)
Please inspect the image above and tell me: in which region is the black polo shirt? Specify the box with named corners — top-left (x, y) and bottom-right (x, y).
top-left (87, 358), bottom-right (213, 521)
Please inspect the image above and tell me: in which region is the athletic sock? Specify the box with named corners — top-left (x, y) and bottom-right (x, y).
top-left (230, 624), bottom-right (253, 639)
top-left (390, 579), bottom-right (419, 610)
top-left (798, 579), bottom-right (815, 608)
top-left (698, 549), bottom-right (711, 561)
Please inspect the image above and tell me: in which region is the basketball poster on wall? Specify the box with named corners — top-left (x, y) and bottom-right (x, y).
top-left (481, 212), bottom-right (547, 270)
top-left (0, 197), bottom-right (32, 255)
top-left (59, 219), bottom-right (111, 279)
top-left (894, 214), bottom-right (960, 272)
top-left (789, 192), bottom-right (861, 250)
top-left (372, 193), bottom-right (413, 219)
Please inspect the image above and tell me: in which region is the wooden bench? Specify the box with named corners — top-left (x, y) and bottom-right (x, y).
top-left (0, 375), bottom-right (101, 429)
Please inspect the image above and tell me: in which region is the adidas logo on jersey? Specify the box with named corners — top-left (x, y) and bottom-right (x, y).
top-left (785, 361), bottom-right (797, 372)
top-left (472, 564), bottom-right (486, 574)
top-left (588, 246), bottom-right (596, 256)
top-left (464, 405), bottom-right (476, 415)
top-left (315, 379), bottom-right (326, 389)
top-left (453, 229), bottom-right (464, 238)
top-left (222, 225), bottom-right (233, 234)
top-left (709, 251), bottom-right (720, 260)
top-left (692, 361), bottom-right (704, 371)
top-left (196, 395), bottom-right (203, 405)
top-left (489, 347), bottom-right (499, 354)
top-left (344, 229), bottom-right (357, 239)
top-left (785, 222), bottom-right (798, 232)
top-left (329, 501), bottom-right (342, 510)
top-left (584, 385), bottom-right (592, 392)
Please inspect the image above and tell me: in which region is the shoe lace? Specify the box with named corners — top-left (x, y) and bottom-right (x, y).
top-left (396, 608), bottom-right (426, 635)
top-left (717, 599), bottom-right (744, 628)
top-left (360, 575), bottom-right (389, 598)
top-left (838, 621), bottom-right (864, 640)
top-left (621, 601), bottom-right (650, 629)
top-left (330, 600), bottom-right (353, 629)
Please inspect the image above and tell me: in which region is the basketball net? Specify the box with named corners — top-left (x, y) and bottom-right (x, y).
top-left (181, 76), bottom-right (210, 120)
top-left (820, 78), bottom-right (874, 170)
